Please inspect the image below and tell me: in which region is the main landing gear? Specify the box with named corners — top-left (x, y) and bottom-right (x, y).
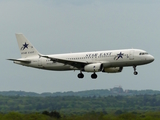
top-left (91, 73), bottom-right (97, 79)
top-left (77, 71), bottom-right (98, 79)
top-left (133, 66), bottom-right (138, 75)
top-left (77, 72), bottom-right (84, 78)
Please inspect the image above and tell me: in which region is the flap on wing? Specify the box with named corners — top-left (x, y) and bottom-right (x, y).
top-left (41, 55), bottom-right (88, 68)
top-left (7, 59), bottom-right (31, 63)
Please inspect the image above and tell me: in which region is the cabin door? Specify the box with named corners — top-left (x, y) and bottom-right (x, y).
top-left (129, 50), bottom-right (134, 60)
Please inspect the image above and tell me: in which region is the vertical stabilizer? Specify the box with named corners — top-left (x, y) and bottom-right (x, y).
top-left (16, 33), bottom-right (40, 58)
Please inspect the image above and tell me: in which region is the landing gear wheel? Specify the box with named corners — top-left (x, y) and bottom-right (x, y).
top-left (134, 71), bottom-right (138, 75)
top-left (77, 73), bottom-right (84, 78)
top-left (133, 66), bottom-right (138, 75)
top-left (91, 73), bottom-right (97, 79)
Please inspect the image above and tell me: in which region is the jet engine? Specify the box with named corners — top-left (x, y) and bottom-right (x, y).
top-left (84, 63), bottom-right (103, 72)
top-left (102, 67), bottom-right (123, 73)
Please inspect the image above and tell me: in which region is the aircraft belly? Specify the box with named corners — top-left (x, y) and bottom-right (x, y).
top-left (110, 60), bottom-right (150, 67)
top-left (48, 66), bottom-right (72, 71)
top-left (43, 63), bottom-right (74, 71)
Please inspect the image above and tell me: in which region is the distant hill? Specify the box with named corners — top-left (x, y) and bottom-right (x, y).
top-left (0, 87), bottom-right (160, 97)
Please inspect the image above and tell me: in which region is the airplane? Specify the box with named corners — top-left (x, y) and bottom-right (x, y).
top-left (8, 33), bottom-right (154, 79)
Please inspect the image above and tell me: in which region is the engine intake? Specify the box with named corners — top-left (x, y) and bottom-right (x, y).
top-left (84, 63), bottom-right (103, 72)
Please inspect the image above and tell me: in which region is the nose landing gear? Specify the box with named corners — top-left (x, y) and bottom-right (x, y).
top-left (133, 66), bottom-right (138, 75)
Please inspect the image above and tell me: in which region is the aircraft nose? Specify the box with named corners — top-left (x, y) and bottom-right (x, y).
top-left (149, 55), bottom-right (154, 62)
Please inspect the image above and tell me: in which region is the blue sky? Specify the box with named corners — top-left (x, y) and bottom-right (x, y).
top-left (1, 0), bottom-right (159, 93)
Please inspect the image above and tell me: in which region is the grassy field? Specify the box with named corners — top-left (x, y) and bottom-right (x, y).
top-left (0, 111), bottom-right (160, 120)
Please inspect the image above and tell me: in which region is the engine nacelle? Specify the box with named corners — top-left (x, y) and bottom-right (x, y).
top-left (102, 67), bottom-right (123, 73)
top-left (84, 63), bottom-right (103, 72)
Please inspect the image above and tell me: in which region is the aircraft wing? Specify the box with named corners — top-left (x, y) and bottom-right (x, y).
top-left (7, 59), bottom-right (31, 63)
top-left (41, 55), bottom-right (89, 69)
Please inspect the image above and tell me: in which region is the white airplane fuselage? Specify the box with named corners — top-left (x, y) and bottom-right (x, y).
top-left (9, 34), bottom-right (154, 79)
top-left (15, 49), bottom-right (154, 71)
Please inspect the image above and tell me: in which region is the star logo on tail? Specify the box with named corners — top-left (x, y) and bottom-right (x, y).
top-left (21, 42), bottom-right (29, 50)
top-left (114, 52), bottom-right (124, 60)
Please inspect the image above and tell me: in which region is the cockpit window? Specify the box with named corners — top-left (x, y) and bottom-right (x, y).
top-left (139, 52), bottom-right (148, 55)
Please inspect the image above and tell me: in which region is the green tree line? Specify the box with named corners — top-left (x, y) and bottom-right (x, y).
top-left (0, 89), bottom-right (160, 97)
top-left (0, 94), bottom-right (160, 114)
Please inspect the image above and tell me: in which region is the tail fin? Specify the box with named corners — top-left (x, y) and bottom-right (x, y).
top-left (16, 33), bottom-right (40, 58)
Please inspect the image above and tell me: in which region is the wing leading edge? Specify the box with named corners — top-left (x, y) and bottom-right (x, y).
top-left (41, 55), bottom-right (89, 69)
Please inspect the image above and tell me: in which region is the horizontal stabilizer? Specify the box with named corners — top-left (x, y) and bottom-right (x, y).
top-left (7, 59), bottom-right (31, 63)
